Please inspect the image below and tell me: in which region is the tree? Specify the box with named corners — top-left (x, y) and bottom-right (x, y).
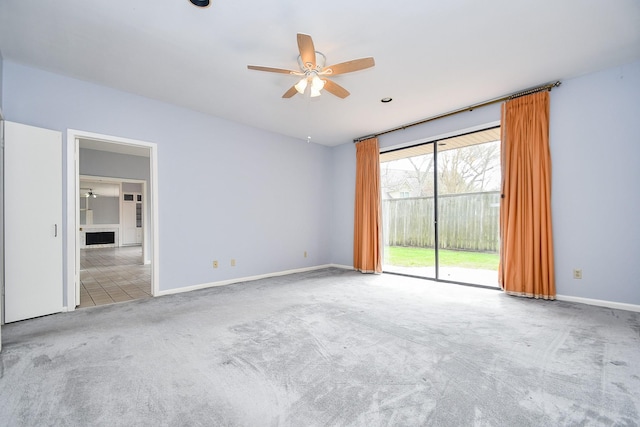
top-left (437, 141), bottom-right (500, 194)
top-left (407, 154), bottom-right (434, 196)
top-left (381, 141), bottom-right (500, 197)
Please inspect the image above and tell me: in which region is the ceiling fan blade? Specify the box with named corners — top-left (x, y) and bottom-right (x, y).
top-left (297, 33), bottom-right (316, 69)
top-left (323, 57), bottom-right (375, 76)
top-left (322, 79), bottom-right (350, 98)
top-left (282, 86), bottom-right (298, 98)
top-left (247, 65), bottom-right (297, 75)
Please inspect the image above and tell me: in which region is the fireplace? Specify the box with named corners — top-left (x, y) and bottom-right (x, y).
top-left (86, 231), bottom-right (116, 246)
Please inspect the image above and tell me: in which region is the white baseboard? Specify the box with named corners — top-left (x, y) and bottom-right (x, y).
top-left (48, 267), bottom-right (640, 315)
top-left (556, 294), bottom-right (640, 313)
top-left (330, 264), bottom-right (354, 270)
top-left (157, 264), bottom-right (351, 297)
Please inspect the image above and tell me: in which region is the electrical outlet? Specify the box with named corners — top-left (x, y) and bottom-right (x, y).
top-left (231, 259), bottom-right (236, 267)
top-left (213, 260), bottom-right (218, 268)
top-left (304, 251), bottom-right (307, 258)
top-left (573, 269), bottom-right (582, 279)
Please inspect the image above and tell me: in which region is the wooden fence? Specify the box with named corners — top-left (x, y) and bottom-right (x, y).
top-left (382, 191), bottom-right (500, 252)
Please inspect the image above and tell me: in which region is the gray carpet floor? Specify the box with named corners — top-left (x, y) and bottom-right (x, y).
top-left (1, 268), bottom-right (638, 426)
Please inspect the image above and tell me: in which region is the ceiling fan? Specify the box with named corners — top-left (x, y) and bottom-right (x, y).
top-left (247, 33), bottom-right (375, 99)
top-left (81, 188), bottom-right (98, 198)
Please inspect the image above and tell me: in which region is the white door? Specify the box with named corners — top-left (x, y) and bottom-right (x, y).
top-left (122, 196), bottom-right (137, 245)
top-left (4, 121), bottom-right (63, 323)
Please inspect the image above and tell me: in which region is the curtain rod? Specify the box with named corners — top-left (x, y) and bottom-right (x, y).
top-left (353, 81), bottom-right (561, 143)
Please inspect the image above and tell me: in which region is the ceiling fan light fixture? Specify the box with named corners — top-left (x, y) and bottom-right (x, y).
top-left (311, 75), bottom-right (325, 91)
top-left (294, 77), bottom-right (308, 94)
top-left (310, 87), bottom-right (322, 98)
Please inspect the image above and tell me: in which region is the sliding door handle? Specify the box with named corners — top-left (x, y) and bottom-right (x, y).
top-left (55, 224), bottom-right (58, 237)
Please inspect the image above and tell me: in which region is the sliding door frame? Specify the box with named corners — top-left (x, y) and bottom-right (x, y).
top-left (380, 123), bottom-right (501, 290)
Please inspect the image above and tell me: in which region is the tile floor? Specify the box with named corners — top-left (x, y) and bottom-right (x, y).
top-left (79, 246), bottom-right (152, 308)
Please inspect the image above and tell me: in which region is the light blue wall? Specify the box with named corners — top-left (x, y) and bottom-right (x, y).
top-left (84, 196), bottom-right (119, 225)
top-left (329, 142), bottom-right (356, 266)
top-left (330, 60), bottom-right (640, 305)
top-left (3, 61), bottom-right (332, 292)
top-left (122, 182), bottom-right (142, 193)
top-left (378, 104), bottom-right (501, 152)
top-left (550, 60), bottom-right (640, 305)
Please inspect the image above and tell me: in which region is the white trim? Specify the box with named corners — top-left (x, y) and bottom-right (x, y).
top-left (157, 264), bottom-right (348, 297)
top-left (330, 264), bottom-right (354, 270)
top-left (66, 129), bottom-right (160, 311)
top-left (66, 135), bottom-right (77, 312)
top-left (149, 145), bottom-right (160, 296)
top-left (141, 182), bottom-right (147, 260)
top-left (74, 139), bottom-right (81, 307)
top-left (556, 294), bottom-right (640, 313)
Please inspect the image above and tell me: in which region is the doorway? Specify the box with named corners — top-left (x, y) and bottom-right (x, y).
top-left (66, 130), bottom-right (159, 311)
top-left (78, 176), bottom-right (150, 307)
top-left (380, 127), bottom-right (501, 287)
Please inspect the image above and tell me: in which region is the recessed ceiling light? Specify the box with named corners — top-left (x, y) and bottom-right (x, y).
top-left (189, 0), bottom-right (210, 7)
top-left (381, 97), bottom-right (393, 103)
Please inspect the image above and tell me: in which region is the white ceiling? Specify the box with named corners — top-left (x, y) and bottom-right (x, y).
top-left (1, 0), bottom-right (639, 146)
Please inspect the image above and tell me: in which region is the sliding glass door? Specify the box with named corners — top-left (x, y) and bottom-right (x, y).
top-left (381, 143), bottom-right (436, 278)
top-left (435, 129), bottom-right (501, 286)
top-left (380, 127), bottom-right (501, 287)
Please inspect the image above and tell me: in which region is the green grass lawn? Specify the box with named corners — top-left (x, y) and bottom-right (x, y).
top-left (385, 246), bottom-right (499, 270)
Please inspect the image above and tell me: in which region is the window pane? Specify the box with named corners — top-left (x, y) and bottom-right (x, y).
top-left (381, 143), bottom-right (436, 278)
top-left (436, 131), bottom-right (500, 286)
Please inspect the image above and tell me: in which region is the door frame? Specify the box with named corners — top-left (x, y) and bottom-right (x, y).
top-left (380, 121), bottom-right (501, 288)
top-left (0, 113), bottom-right (3, 349)
top-left (66, 129), bottom-right (159, 311)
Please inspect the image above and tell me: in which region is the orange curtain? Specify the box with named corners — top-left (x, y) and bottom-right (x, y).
top-left (499, 91), bottom-right (555, 299)
top-left (354, 137), bottom-right (382, 273)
